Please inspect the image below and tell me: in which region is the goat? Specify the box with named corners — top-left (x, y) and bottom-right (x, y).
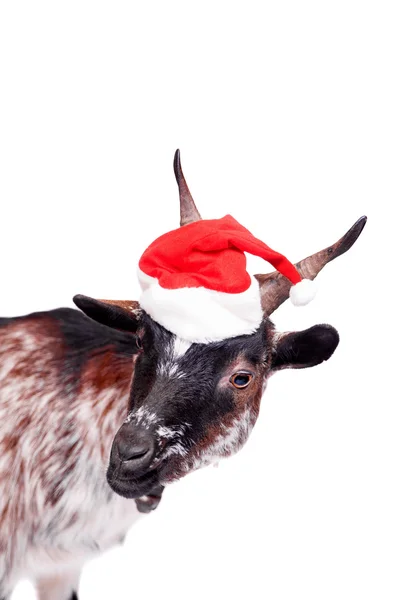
top-left (0, 151), bottom-right (366, 599)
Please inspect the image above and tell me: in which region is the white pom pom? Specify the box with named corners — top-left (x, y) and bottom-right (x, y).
top-left (289, 279), bottom-right (317, 306)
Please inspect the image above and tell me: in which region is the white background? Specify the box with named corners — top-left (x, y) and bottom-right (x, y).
top-left (0, 1), bottom-right (399, 599)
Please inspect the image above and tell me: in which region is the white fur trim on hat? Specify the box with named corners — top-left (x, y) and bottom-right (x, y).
top-left (138, 269), bottom-right (263, 343)
top-left (289, 278), bottom-right (317, 306)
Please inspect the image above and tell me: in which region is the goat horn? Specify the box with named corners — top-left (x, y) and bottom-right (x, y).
top-left (174, 149), bottom-right (202, 227)
top-left (255, 216), bottom-right (367, 316)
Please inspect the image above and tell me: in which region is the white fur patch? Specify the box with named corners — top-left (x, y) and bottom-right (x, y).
top-left (138, 269), bottom-right (263, 343)
top-left (188, 408), bottom-right (254, 471)
top-left (156, 424), bottom-right (192, 459)
top-left (159, 408), bottom-right (255, 483)
top-left (125, 406), bottom-right (159, 429)
top-left (173, 337), bottom-right (192, 358)
top-left (157, 335), bottom-right (190, 379)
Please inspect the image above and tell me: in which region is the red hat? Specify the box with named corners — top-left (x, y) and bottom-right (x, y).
top-left (138, 215), bottom-right (316, 342)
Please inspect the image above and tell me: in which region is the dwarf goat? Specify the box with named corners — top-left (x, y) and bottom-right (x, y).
top-left (0, 151), bottom-right (366, 599)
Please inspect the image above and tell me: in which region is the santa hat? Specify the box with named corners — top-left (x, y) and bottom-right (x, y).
top-left (138, 215), bottom-right (316, 343)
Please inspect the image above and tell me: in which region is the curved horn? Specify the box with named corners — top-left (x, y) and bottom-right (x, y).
top-left (174, 149), bottom-right (202, 227)
top-left (255, 216), bottom-right (367, 316)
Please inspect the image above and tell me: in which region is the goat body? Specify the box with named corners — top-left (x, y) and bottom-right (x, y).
top-left (0, 308), bottom-right (141, 598)
top-left (0, 152), bottom-right (366, 600)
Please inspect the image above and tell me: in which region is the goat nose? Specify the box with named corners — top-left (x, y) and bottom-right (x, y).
top-left (114, 425), bottom-right (155, 469)
top-left (117, 439), bottom-right (152, 462)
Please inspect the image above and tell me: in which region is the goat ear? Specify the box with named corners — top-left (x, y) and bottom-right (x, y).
top-left (73, 295), bottom-right (140, 333)
top-left (271, 325), bottom-right (339, 371)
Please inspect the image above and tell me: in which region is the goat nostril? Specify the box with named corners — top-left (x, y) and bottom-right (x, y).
top-left (117, 441), bottom-right (152, 463)
top-left (114, 424), bottom-right (156, 467)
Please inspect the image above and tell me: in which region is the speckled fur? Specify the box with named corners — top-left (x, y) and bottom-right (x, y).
top-left (0, 310), bottom-right (142, 597)
top-left (0, 304), bottom-right (340, 599)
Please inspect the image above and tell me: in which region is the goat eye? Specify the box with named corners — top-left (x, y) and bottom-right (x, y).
top-left (135, 336), bottom-right (143, 350)
top-left (230, 372), bottom-right (253, 389)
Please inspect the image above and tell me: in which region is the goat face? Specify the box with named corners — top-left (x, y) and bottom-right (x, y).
top-left (111, 312), bottom-right (274, 498)
top-left (73, 150), bottom-right (366, 499)
top-left (74, 297), bottom-right (339, 499)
